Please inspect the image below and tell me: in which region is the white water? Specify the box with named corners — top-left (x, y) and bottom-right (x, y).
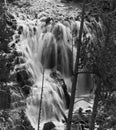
top-left (10, 14), bottom-right (103, 130)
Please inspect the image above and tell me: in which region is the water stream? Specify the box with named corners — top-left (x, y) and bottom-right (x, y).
top-left (10, 13), bottom-right (103, 130)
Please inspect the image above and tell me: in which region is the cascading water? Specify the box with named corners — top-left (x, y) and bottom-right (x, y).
top-left (11, 18), bottom-right (74, 130)
top-left (10, 13), bottom-right (103, 130)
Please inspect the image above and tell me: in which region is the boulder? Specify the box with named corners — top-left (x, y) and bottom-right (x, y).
top-left (43, 122), bottom-right (56, 130)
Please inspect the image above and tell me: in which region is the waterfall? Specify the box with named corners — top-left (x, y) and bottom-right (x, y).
top-left (9, 14), bottom-right (103, 130)
top-left (10, 18), bottom-right (73, 130)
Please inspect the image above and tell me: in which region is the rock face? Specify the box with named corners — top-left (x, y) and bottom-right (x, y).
top-left (0, 90), bottom-right (11, 109)
top-left (43, 122), bottom-right (56, 130)
top-left (50, 71), bottom-right (70, 109)
top-left (16, 69), bottom-right (31, 96)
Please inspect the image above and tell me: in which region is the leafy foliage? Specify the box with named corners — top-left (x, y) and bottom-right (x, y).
top-left (96, 93), bottom-right (116, 129)
top-left (0, 109), bottom-right (34, 130)
top-left (78, 0), bottom-right (116, 129)
top-left (0, 4), bottom-right (16, 86)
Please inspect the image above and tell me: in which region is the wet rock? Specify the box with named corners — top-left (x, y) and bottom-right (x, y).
top-left (50, 71), bottom-right (70, 109)
top-left (16, 69), bottom-right (32, 97)
top-left (43, 122), bottom-right (56, 130)
top-left (22, 85), bottom-right (30, 96)
top-left (16, 69), bottom-right (31, 87)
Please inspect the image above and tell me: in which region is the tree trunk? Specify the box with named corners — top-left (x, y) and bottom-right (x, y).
top-left (38, 68), bottom-right (45, 130)
top-left (66, 0), bottom-right (86, 130)
top-left (89, 78), bottom-right (101, 130)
